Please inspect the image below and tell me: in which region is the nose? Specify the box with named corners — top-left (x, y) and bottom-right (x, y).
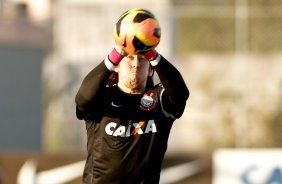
top-left (131, 56), bottom-right (140, 68)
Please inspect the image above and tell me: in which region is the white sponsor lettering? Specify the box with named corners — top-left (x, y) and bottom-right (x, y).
top-left (105, 120), bottom-right (157, 137)
top-left (113, 126), bottom-right (126, 137)
top-left (105, 122), bottom-right (117, 135)
top-left (132, 122), bottom-right (144, 135)
top-left (145, 120), bottom-right (157, 133)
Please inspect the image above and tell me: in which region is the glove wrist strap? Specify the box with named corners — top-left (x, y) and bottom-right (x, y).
top-left (105, 48), bottom-right (124, 71)
top-left (144, 50), bottom-right (161, 66)
top-left (144, 49), bottom-right (158, 61)
top-left (108, 48), bottom-right (124, 65)
top-left (150, 54), bottom-right (161, 66)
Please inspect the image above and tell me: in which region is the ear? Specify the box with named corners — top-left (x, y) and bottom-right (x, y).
top-left (114, 66), bottom-right (119, 73)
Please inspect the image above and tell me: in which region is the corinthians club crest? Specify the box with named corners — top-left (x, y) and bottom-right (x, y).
top-left (140, 93), bottom-right (157, 111)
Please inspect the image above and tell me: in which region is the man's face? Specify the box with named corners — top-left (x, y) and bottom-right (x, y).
top-left (116, 55), bottom-right (150, 92)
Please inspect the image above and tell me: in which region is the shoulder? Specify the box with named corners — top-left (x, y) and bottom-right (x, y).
top-left (146, 83), bottom-right (164, 93)
top-left (143, 83), bottom-right (165, 107)
top-left (148, 83), bottom-right (178, 119)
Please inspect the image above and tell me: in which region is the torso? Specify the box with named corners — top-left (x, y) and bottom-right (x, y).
top-left (83, 85), bottom-right (175, 184)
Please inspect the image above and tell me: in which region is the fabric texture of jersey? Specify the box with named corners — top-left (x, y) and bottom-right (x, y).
top-left (80, 84), bottom-right (174, 184)
top-left (75, 55), bottom-right (189, 184)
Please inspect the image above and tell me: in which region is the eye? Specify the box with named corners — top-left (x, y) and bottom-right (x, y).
top-left (137, 55), bottom-right (147, 62)
top-left (139, 58), bottom-right (147, 62)
top-left (126, 55), bottom-right (134, 60)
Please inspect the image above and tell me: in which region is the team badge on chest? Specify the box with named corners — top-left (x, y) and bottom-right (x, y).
top-left (140, 93), bottom-right (157, 111)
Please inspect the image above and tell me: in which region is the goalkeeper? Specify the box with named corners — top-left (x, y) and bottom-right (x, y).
top-left (75, 9), bottom-right (189, 184)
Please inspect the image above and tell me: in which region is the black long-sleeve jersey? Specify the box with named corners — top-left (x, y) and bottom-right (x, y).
top-left (75, 55), bottom-right (189, 184)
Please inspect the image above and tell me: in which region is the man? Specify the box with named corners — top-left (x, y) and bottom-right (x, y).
top-left (75, 17), bottom-right (189, 184)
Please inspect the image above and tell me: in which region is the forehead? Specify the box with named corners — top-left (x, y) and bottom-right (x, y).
top-left (120, 55), bottom-right (148, 64)
top-left (125, 54), bottom-right (146, 60)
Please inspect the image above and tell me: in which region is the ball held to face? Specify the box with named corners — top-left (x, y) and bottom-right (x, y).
top-left (114, 9), bottom-right (161, 55)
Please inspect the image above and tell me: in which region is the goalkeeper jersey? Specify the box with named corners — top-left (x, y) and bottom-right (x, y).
top-left (75, 55), bottom-right (189, 184)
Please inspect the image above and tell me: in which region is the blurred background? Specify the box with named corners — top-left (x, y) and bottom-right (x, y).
top-left (1, 0), bottom-right (282, 183)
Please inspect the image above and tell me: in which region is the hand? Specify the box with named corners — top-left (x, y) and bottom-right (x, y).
top-left (144, 49), bottom-right (161, 66)
top-left (144, 49), bottom-right (158, 61)
top-left (107, 44), bottom-right (127, 66)
top-left (114, 44), bottom-right (127, 57)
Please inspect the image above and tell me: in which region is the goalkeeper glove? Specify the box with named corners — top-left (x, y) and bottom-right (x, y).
top-left (144, 49), bottom-right (161, 66)
top-left (105, 45), bottom-right (127, 71)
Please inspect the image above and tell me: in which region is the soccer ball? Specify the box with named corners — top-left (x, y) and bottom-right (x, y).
top-left (114, 9), bottom-right (161, 55)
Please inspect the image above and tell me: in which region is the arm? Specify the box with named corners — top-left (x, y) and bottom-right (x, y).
top-left (146, 51), bottom-right (189, 118)
top-left (75, 47), bottom-right (125, 119)
top-left (75, 61), bottom-right (112, 119)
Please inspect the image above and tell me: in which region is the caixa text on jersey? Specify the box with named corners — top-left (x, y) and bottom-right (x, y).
top-left (105, 120), bottom-right (157, 137)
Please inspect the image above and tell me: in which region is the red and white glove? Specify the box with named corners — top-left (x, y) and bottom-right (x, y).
top-left (105, 45), bottom-right (127, 71)
top-left (105, 47), bottom-right (161, 70)
top-left (144, 49), bottom-right (161, 66)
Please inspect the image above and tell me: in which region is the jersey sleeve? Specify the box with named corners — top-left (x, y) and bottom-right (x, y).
top-left (75, 61), bottom-right (112, 120)
top-left (153, 55), bottom-right (189, 119)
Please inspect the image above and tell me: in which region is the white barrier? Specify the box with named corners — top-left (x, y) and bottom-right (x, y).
top-left (17, 159), bottom-right (86, 184)
top-left (213, 149), bottom-right (282, 184)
